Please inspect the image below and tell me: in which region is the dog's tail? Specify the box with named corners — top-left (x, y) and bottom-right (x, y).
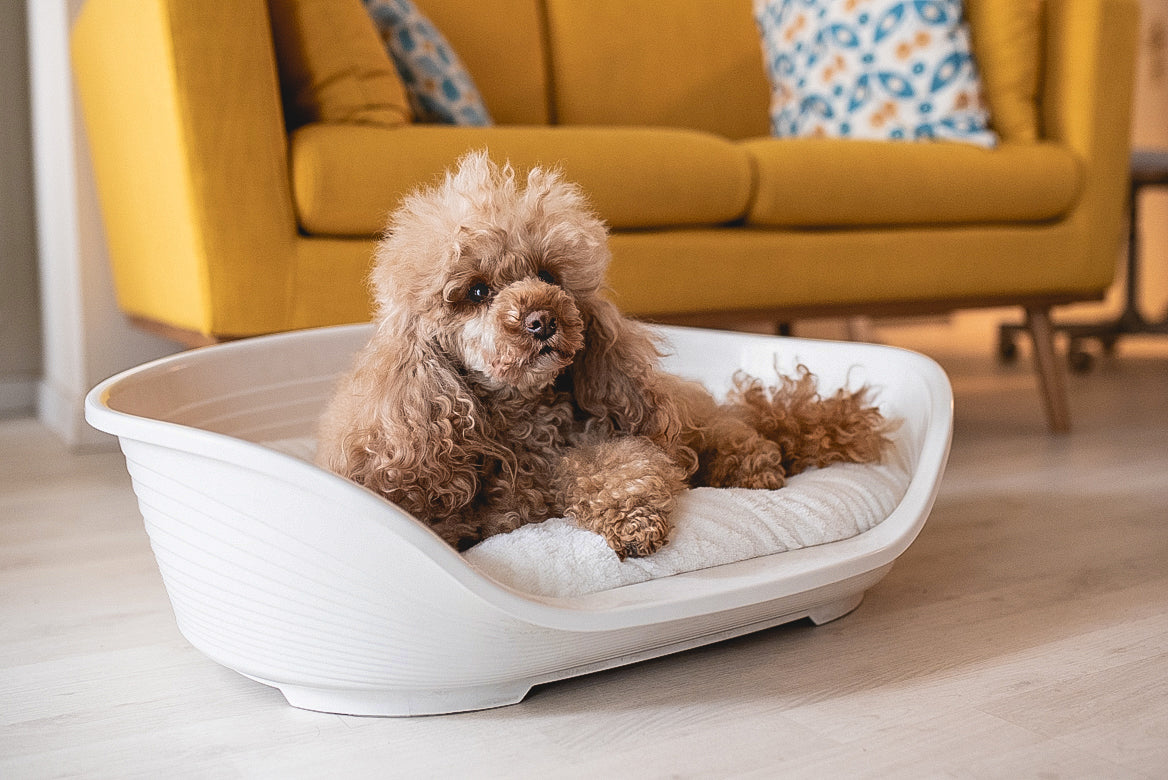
top-left (729, 367), bottom-right (896, 477)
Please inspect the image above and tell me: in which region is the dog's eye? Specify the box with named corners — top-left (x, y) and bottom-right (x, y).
top-left (466, 282), bottom-right (491, 303)
top-left (537, 269), bottom-right (556, 286)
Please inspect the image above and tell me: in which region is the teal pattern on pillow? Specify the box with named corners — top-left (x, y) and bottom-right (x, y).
top-left (364, 0), bottom-right (492, 125)
top-left (754, 0), bottom-right (995, 146)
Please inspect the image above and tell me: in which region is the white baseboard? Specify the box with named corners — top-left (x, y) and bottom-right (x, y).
top-left (36, 378), bottom-right (116, 450)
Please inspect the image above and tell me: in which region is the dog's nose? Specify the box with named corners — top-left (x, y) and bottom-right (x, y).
top-left (523, 310), bottom-right (557, 341)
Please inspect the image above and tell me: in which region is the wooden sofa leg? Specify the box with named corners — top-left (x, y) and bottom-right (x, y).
top-left (1025, 306), bottom-right (1071, 434)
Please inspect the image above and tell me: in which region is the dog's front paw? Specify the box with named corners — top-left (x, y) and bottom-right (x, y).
top-left (605, 506), bottom-right (672, 560)
top-left (567, 479), bottom-right (677, 560)
top-left (556, 437), bottom-right (687, 559)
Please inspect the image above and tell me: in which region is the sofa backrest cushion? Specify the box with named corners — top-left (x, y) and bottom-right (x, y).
top-left (266, 0), bottom-right (1041, 142)
top-left (269, 0), bottom-right (412, 127)
top-left (415, 0), bottom-right (553, 125)
top-left (540, 0), bottom-right (1039, 143)
top-left (542, 0), bottom-right (772, 140)
top-left (965, 0), bottom-right (1043, 142)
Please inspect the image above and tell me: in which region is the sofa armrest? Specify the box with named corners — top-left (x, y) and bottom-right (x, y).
top-left (73, 0), bottom-right (298, 338)
top-left (1040, 0), bottom-right (1140, 289)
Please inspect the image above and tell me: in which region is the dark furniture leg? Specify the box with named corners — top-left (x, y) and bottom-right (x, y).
top-left (1026, 306), bottom-right (1072, 434)
top-left (999, 149), bottom-right (1168, 374)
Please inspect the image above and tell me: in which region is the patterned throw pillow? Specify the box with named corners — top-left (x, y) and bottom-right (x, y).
top-left (364, 0), bottom-right (492, 125)
top-left (754, 0), bottom-right (996, 146)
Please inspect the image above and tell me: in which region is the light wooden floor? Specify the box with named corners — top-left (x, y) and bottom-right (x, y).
top-left (3, 310), bottom-right (1167, 778)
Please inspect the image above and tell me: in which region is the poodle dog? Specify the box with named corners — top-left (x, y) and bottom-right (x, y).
top-left (317, 151), bottom-right (892, 558)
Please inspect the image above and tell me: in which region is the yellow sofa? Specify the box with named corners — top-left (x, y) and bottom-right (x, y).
top-left (72, 0), bottom-right (1139, 433)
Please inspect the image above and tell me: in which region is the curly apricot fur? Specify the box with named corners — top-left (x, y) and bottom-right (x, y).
top-left (316, 152), bottom-right (894, 558)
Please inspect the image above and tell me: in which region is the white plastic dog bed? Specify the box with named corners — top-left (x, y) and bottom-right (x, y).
top-left (86, 324), bottom-right (952, 716)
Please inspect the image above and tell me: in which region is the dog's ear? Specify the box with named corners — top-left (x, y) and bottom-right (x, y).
top-left (319, 312), bottom-right (485, 533)
top-left (571, 296), bottom-right (691, 453)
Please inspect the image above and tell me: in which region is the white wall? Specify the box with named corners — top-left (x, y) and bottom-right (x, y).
top-left (0, 2), bottom-right (41, 418)
top-left (29, 0), bottom-right (180, 449)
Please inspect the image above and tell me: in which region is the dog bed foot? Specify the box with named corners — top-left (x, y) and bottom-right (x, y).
top-left (807, 591), bottom-right (865, 625)
top-left (267, 680), bottom-right (535, 717)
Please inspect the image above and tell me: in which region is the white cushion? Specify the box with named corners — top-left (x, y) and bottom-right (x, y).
top-left (466, 438), bottom-right (913, 598)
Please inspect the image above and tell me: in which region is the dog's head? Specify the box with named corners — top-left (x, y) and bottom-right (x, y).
top-left (371, 151), bottom-right (611, 392)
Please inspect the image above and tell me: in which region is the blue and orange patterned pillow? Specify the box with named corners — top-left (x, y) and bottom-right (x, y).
top-left (364, 0), bottom-right (492, 126)
top-left (754, 0), bottom-right (996, 146)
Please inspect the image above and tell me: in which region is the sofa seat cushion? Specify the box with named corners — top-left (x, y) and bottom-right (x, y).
top-left (290, 124), bottom-right (754, 234)
top-left (742, 138), bottom-right (1083, 228)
